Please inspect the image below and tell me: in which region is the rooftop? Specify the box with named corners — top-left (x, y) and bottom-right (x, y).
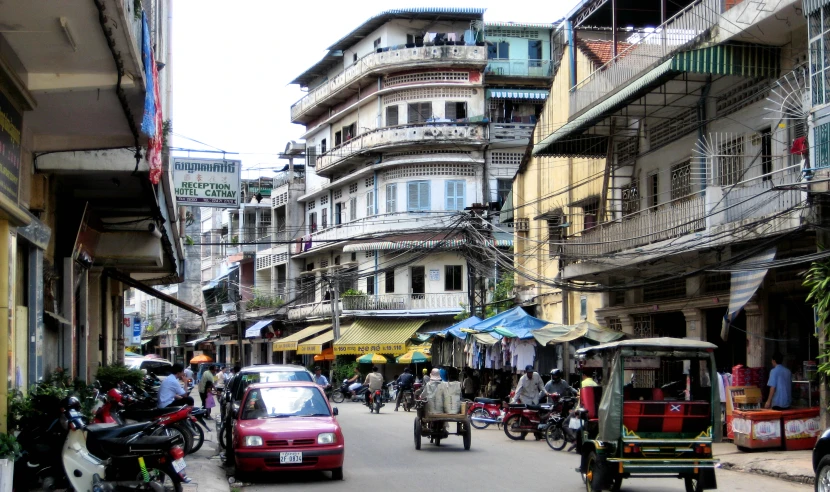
top-left (577, 39), bottom-right (633, 67)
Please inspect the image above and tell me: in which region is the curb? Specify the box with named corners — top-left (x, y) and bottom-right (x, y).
top-left (719, 462), bottom-right (815, 486)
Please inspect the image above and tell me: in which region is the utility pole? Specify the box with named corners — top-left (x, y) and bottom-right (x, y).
top-left (331, 277), bottom-right (341, 341)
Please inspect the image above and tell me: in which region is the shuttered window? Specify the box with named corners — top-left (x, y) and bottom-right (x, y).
top-left (445, 101), bottom-right (467, 120)
top-left (407, 181), bottom-right (430, 211)
top-left (386, 106), bottom-right (399, 126)
top-left (407, 102), bottom-right (432, 124)
top-left (445, 180), bottom-right (465, 210)
top-left (349, 197), bottom-right (357, 221)
top-left (386, 183), bottom-right (397, 213)
top-left (366, 190), bottom-right (375, 216)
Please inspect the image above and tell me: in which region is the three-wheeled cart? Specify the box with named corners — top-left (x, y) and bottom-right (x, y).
top-left (413, 400), bottom-right (471, 450)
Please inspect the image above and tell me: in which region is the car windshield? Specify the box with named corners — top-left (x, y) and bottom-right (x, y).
top-left (241, 386), bottom-right (330, 420)
top-left (233, 371), bottom-right (313, 400)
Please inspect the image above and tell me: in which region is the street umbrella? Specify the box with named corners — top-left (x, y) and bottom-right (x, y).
top-left (357, 353), bottom-right (387, 364)
top-left (190, 354), bottom-right (213, 364)
top-left (396, 350), bottom-right (430, 364)
top-left (314, 347), bottom-right (335, 362)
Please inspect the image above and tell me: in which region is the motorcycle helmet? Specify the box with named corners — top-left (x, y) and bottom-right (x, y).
top-left (107, 388), bottom-right (123, 403)
top-left (422, 368), bottom-right (428, 375)
top-left (550, 368), bottom-right (563, 380)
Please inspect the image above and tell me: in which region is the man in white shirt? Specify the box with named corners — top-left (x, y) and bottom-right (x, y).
top-left (512, 365), bottom-right (545, 405)
top-left (158, 364), bottom-right (194, 408)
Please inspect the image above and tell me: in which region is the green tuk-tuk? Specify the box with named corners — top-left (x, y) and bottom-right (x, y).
top-left (575, 338), bottom-right (720, 492)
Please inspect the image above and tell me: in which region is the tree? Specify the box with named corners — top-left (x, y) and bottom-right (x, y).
top-left (805, 258), bottom-right (830, 377)
top-left (484, 273), bottom-right (515, 319)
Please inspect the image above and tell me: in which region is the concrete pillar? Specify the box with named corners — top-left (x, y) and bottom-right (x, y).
top-left (0, 220), bottom-right (10, 432)
top-left (745, 302), bottom-right (765, 368)
top-left (682, 308), bottom-right (703, 340)
top-left (619, 314), bottom-right (635, 337)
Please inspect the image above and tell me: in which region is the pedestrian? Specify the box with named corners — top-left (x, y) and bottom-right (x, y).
top-left (183, 365), bottom-right (194, 389)
top-left (158, 364), bottom-right (194, 408)
top-left (765, 352), bottom-right (792, 410)
top-left (462, 372), bottom-right (475, 400)
top-left (313, 366), bottom-right (329, 388)
top-left (421, 368), bottom-right (430, 386)
top-left (198, 365), bottom-right (215, 418)
top-left (512, 365), bottom-right (545, 405)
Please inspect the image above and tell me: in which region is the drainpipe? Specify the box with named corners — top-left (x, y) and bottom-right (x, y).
top-left (374, 170), bottom-right (379, 295)
top-left (566, 20), bottom-right (576, 90)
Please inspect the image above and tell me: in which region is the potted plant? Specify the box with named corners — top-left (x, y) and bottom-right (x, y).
top-left (341, 288), bottom-right (366, 310)
top-left (0, 432), bottom-right (22, 492)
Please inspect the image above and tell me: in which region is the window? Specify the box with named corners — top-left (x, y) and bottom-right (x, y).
top-left (386, 106), bottom-right (399, 126)
top-left (580, 296), bottom-right (587, 319)
top-left (386, 183), bottom-right (397, 213)
top-left (445, 101), bottom-right (467, 120)
top-left (349, 182), bottom-right (358, 194)
top-left (373, 38), bottom-right (381, 49)
top-left (670, 161), bottom-right (691, 201)
top-left (718, 136), bottom-right (744, 186)
top-left (366, 275), bottom-right (375, 295)
top-left (622, 180), bottom-right (640, 216)
top-left (497, 179), bottom-right (512, 207)
top-left (487, 43), bottom-right (498, 59)
top-left (385, 271), bottom-right (395, 293)
top-left (334, 203), bottom-right (342, 225)
top-left (583, 199), bottom-right (599, 231)
top-left (761, 127), bottom-right (772, 179)
top-left (308, 212), bottom-right (317, 233)
top-left (498, 41), bottom-right (509, 58)
top-left (809, 6), bottom-right (830, 105)
top-left (648, 173), bottom-right (659, 208)
top-left (349, 197), bottom-right (357, 221)
top-left (407, 181), bottom-right (430, 211)
top-left (306, 146), bottom-right (317, 166)
top-left (408, 102), bottom-right (432, 124)
top-left (528, 39), bottom-right (542, 60)
top-left (366, 190), bottom-right (375, 216)
top-left (445, 180), bottom-right (465, 210)
top-left (335, 131), bottom-right (342, 147)
top-left (353, 53), bottom-right (358, 63)
top-left (445, 265), bottom-right (463, 291)
top-left (342, 123), bottom-right (356, 141)
top-left (320, 139), bottom-right (326, 154)
top-left (406, 34), bottom-right (415, 45)
top-left (607, 317), bottom-right (622, 332)
top-left (547, 215), bottom-right (563, 259)
top-left (321, 208), bottom-right (328, 229)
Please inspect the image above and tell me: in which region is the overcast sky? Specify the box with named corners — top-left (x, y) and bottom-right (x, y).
top-left (170, 1), bottom-right (575, 177)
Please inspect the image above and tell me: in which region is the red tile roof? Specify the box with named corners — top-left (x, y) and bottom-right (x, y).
top-left (577, 40), bottom-right (633, 68)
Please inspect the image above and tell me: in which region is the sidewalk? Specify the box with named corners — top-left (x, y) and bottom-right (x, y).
top-left (714, 442), bottom-right (814, 486)
top-left (185, 393), bottom-right (231, 492)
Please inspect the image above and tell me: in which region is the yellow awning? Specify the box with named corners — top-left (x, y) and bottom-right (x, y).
top-left (333, 318), bottom-right (426, 355)
top-left (272, 324), bottom-right (331, 351)
top-left (297, 324), bottom-right (351, 355)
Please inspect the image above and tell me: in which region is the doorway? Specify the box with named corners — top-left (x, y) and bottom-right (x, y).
top-left (410, 266), bottom-right (425, 298)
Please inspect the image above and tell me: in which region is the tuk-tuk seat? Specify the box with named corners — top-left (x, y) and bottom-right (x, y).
top-left (580, 385), bottom-right (602, 421)
top-left (623, 401), bottom-right (710, 434)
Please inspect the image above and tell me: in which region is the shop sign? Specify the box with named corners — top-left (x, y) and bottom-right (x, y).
top-left (123, 315), bottom-right (142, 347)
top-left (159, 334), bottom-right (171, 348)
top-left (0, 87), bottom-right (21, 201)
top-left (297, 343), bottom-right (323, 355)
top-left (333, 343), bottom-right (407, 355)
top-left (172, 157), bottom-right (241, 208)
top-left (429, 269), bottom-right (440, 281)
top-left (244, 180), bottom-right (273, 197)
top-left (272, 341), bottom-right (299, 351)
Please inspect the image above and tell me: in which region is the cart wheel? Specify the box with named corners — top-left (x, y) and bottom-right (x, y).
top-left (463, 423), bottom-right (471, 450)
top-left (414, 418), bottom-right (422, 450)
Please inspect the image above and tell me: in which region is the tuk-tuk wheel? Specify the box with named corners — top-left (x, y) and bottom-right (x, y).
top-left (585, 452), bottom-right (621, 492)
top-left (414, 418), bottom-right (422, 450)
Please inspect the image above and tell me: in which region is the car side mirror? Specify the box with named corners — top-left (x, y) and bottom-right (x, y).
top-left (332, 407), bottom-right (339, 416)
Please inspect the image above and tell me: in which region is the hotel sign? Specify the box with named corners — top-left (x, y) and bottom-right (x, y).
top-left (172, 157), bottom-right (241, 208)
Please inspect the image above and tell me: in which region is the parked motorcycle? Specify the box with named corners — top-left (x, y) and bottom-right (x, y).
top-left (467, 397), bottom-right (505, 430)
top-left (12, 394), bottom-right (70, 491)
top-left (62, 396), bottom-right (189, 492)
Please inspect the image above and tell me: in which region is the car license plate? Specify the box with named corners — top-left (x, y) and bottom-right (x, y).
top-left (279, 452), bottom-right (303, 464)
top-left (172, 458), bottom-right (186, 473)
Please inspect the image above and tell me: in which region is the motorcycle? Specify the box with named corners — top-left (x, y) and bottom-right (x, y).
top-left (503, 401), bottom-right (556, 441)
top-left (12, 394), bottom-right (70, 492)
top-left (399, 386), bottom-right (415, 412)
top-left (467, 397), bottom-right (505, 430)
top-left (61, 397), bottom-right (189, 492)
top-left (331, 379), bottom-right (366, 403)
top-left (542, 396), bottom-right (579, 451)
top-left (365, 388), bottom-right (384, 414)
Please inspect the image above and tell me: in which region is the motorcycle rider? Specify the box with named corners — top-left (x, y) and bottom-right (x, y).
top-left (511, 365), bottom-right (546, 405)
top-left (346, 367), bottom-right (362, 393)
top-left (421, 368), bottom-right (430, 386)
top-left (364, 366), bottom-right (384, 406)
top-left (394, 368), bottom-right (415, 411)
top-left (545, 368), bottom-right (577, 398)
top-left (158, 363), bottom-right (195, 407)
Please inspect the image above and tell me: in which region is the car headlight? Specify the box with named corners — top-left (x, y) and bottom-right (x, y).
top-left (317, 433), bottom-right (337, 444)
top-left (244, 436), bottom-right (263, 447)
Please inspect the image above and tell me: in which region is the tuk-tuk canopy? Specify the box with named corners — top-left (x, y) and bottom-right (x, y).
top-left (533, 320), bottom-right (625, 346)
top-left (576, 337), bottom-right (717, 358)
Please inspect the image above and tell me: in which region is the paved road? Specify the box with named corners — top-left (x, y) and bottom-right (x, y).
top-left (238, 400), bottom-right (810, 492)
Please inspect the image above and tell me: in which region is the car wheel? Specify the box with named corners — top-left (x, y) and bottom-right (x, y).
top-left (818, 456), bottom-right (830, 492)
top-left (331, 467), bottom-right (344, 481)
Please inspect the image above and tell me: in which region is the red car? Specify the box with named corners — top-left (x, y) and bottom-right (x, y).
top-left (232, 381), bottom-right (344, 480)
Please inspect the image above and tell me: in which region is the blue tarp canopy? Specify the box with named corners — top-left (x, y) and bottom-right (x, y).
top-left (470, 306), bottom-right (551, 339)
top-left (245, 318), bottom-right (274, 338)
top-left (202, 266), bottom-right (238, 291)
top-left (428, 316), bottom-right (482, 340)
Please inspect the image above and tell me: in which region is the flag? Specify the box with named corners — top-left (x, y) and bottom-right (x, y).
top-left (140, 11), bottom-right (162, 184)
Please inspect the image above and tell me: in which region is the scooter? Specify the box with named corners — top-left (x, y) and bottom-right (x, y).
top-left (60, 397), bottom-right (189, 492)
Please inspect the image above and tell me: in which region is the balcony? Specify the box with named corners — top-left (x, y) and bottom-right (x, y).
top-left (490, 122), bottom-right (535, 142)
top-left (562, 166), bottom-right (805, 270)
top-left (485, 59), bottom-right (552, 78)
top-left (287, 300), bottom-right (338, 321)
top-left (297, 212), bottom-right (460, 255)
top-left (342, 293), bottom-right (466, 313)
top-left (316, 122), bottom-right (488, 176)
top-left (569, 0), bottom-right (720, 117)
top-left (291, 45), bottom-right (487, 123)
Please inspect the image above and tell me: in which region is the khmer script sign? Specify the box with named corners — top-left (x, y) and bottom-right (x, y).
top-left (172, 157), bottom-right (241, 208)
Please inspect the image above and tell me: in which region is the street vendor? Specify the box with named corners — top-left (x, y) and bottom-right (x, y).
top-left (512, 365), bottom-right (546, 405)
top-left (765, 352), bottom-right (792, 410)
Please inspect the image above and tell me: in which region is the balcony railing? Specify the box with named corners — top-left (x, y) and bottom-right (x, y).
top-left (291, 45), bottom-right (487, 121)
top-left (342, 293), bottom-right (466, 312)
top-left (485, 59), bottom-right (552, 78)
top-left (569, 0), bottom-right (721, 117)
top-left (287, 300), bottom-right (338, 321)
top-left (490, 122), bottom-right (535, 141)
top-left (563, 166), bottom-right (805, 258)
top-left (316, 122), bottom-right (488, 174)
top-left (297, 212), bottom-right (460, 254)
